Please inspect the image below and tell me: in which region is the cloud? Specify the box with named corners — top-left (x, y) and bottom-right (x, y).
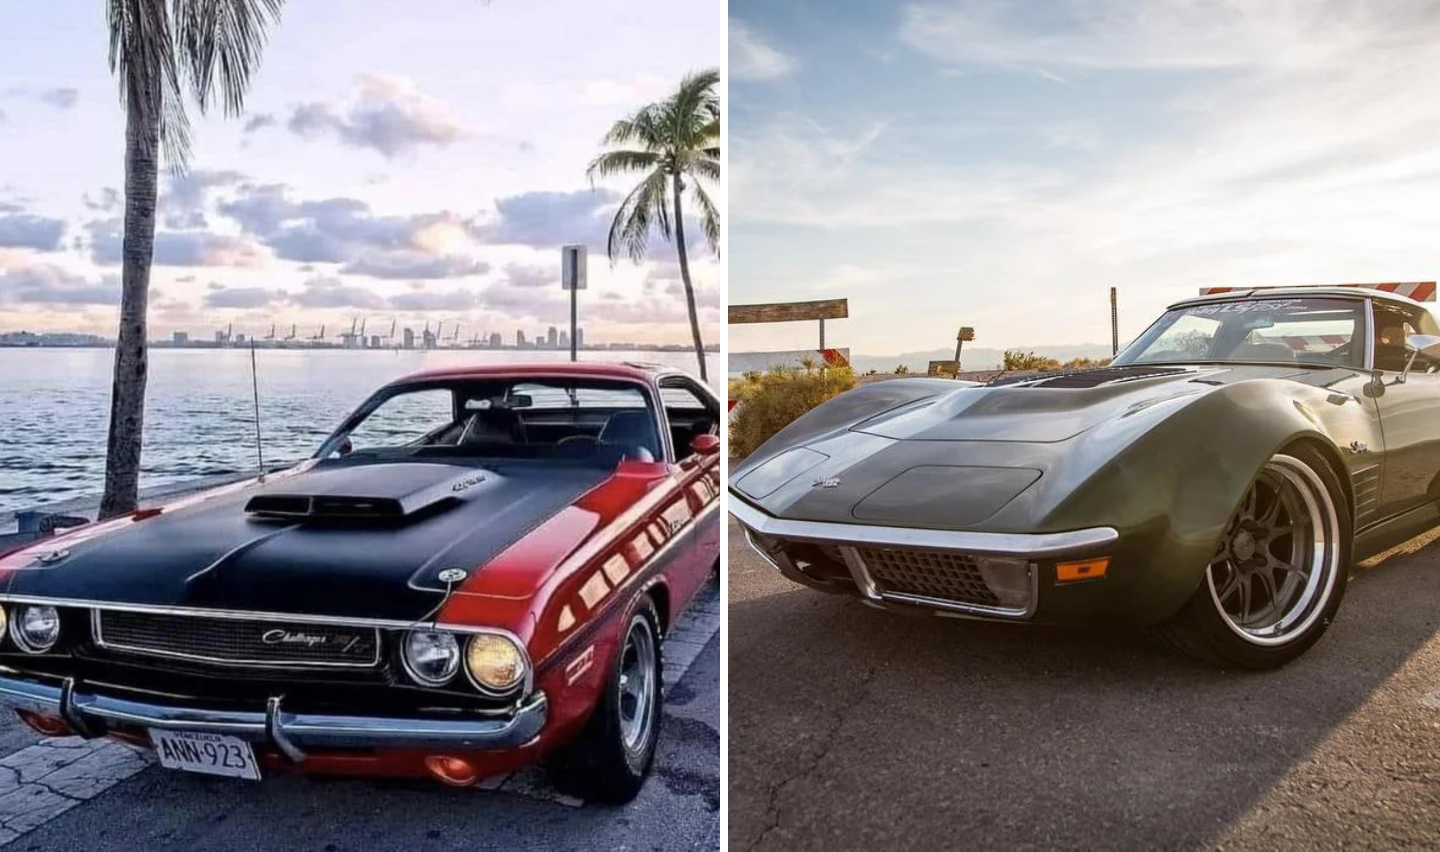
top-left (472, 188), bottom-right (620, 249)
top-left (216, 183), bottom-right (478, 277)
top-left (0, 264), bottom-right (117, 305)
top-left (86, 219), bottom-right (265, 267)
top-left (163, 169), bottom-right (244, 216)
top-left (502, 263), bottom-right (555, 289)
top-left (243, 113), bottom-right (276, 133)
top-left (387, 289), bottom-right (481, 311)
top-left (286, 74), bottom-right (465, 158)
top-left (38, 88), bottom-right (78, 110)
top-left (0, 213), bottom-right (65, 251)
top-left (340, 252), bottom-right (488, 280)
top-left (204, 287), bottom-right (287, 309)
top-left (83, 188), bottom-right (121, 213)
top-left (730, 21), bottom-right (798, 81)
top-left (290, 276), bottom-right (386, 309)
top-left (895, 0), bottom-right (1429, 73)
top-left (2, 87), bottom-right (79, 110)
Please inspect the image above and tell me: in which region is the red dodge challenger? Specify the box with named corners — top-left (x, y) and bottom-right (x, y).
top-left (0, 362), bottom-right (720, 802)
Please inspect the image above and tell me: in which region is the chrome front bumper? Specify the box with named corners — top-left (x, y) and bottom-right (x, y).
top-left (729, 494), bottom-right (1119, 621)
top-left (0, 673), bottom-right (547, 758)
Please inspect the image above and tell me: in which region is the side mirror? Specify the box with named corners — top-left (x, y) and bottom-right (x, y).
top-left (691, 434), bottom-right (721, 457)
top-left (338, 436), bottom-right (354, 456)
top-left (1399, 334), bottom-right (1440, 383)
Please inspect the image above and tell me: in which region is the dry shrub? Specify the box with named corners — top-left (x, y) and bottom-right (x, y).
top-left (729, 361), bottom-right (856, 458)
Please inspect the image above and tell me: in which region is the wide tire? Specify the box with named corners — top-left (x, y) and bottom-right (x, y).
top-left (546, 598), bottom-right (663, 803)
top-left (1158, 444), bottom-right (1351, 670)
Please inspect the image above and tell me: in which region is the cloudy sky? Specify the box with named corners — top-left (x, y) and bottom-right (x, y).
top-left (0, 0), bottom-right (721, 346)
top-left (730, 0), bottom-right (1440, 356)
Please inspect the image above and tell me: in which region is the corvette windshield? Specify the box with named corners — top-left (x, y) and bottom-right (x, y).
top-left (1112, 297), bottom-right (1366, 369)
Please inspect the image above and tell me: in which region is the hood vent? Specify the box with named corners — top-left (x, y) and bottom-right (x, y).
top-left (988, 366), bottom-right (1187, 389)
top-left (245, 494), bottom-right (415, 520)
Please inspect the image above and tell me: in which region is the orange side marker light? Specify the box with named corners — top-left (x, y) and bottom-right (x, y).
top-left (1056, 557), bottom-right (1110, 584)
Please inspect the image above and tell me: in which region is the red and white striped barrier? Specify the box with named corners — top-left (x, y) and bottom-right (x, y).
top-left (1199, 282), bottom-right (1436, 302)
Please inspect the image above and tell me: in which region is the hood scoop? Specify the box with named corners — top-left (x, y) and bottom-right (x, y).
top-left (988, 365), bottom-right (1188, 389)
top-left (244, 463), bottom-right (489, 523)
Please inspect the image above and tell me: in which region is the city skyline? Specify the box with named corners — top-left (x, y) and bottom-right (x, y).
top-left (0, 1), bottom-right (722, 346)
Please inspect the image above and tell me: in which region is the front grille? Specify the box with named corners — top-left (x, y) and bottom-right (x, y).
top-left (855, 547), bottom-right (1001, 607)
top-left (94, 610), bottom-right (382, 669)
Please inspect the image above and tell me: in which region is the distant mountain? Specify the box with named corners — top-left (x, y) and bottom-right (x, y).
top-left (848, 343), bottom-right (1115, 374)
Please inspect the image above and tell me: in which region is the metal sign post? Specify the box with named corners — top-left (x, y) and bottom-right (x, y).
top-left (953, 326), bottom-right (975, 379)
top-left (561, 245), bottom-right (587, 362)
top-left (1110, 287), bottom-right (1118, 356)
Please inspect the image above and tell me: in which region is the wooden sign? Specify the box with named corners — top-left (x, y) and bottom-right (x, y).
top-left (928, 360), bottom-right (958, 376)
top-left (729, 299), bottom-right (849, 324)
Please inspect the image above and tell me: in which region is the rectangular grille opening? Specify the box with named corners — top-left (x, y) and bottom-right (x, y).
top-left (94, 611), bottom-right (382, 668)
top-left (854, 547), bottom-right (1001, 607)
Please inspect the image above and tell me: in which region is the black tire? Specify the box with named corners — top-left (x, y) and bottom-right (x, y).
top-left (546, 598), bottom-right (663, 803)
top-left (1157, 443), bottom-right (1351, 670)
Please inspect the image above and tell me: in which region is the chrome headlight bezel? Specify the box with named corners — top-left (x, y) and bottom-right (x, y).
top-left (463, 633), bottom-right (529, 696)
top-left (399, 629), bottom-right (461, 687)
top-left (10, 605), bottom-right (60, 654)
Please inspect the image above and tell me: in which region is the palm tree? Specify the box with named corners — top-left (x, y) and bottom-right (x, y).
top-left (98, 0), bottom-right (283, 519)
top-left (587, 68), bottom-right (719, 382)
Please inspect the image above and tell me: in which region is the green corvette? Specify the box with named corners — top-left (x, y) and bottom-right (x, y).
top-left (729, 285), bottom-right (1440, 669)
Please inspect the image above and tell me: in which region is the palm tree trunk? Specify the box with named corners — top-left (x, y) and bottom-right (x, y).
top-left (98, 96), bottom-right (161, 519)
top-left (671, 174), bottom-right (708, 382)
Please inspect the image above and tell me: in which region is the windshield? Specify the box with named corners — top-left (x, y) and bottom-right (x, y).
top-left (1112, 297), bottom-right (1366, 369)
top-left (317, 377), bottom-right (664, 464)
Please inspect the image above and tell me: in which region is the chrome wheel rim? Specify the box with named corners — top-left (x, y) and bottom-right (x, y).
top-left (1207, 454), bottom-right (1341, 646)
top-left (617, 617), bottom-right (656, 750)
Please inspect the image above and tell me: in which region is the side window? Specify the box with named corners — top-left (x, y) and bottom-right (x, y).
top-left (343, 389), bottom-right (455, 453)
top-left (1374, 304), bottom-right (1440, 372)
top-left (660, 379), bottom-right (718, 459)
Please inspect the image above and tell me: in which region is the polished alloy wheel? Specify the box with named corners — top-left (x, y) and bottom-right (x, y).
top-left (1206, 454), bottom-right (1341, 646)
top-left (617, 618), bottom-right (656, 750)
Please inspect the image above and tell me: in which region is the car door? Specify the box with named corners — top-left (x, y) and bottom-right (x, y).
top-left (658, 375), bottom-right (721, 611)
top-left (1370, 299), bottom-right (1440, 520)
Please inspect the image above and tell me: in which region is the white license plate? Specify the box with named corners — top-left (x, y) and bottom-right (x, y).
top-left (150, 729), bottom-right (261, 780)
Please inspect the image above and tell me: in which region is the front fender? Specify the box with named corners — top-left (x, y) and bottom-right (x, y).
top-left (1037, 380), bottom-right (1370, 624)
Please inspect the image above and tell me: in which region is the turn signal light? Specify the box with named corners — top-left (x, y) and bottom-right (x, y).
top-left (1056, 557), bottom-right (1110, 584)
top-left (425, 755), bottom-right (479, 787)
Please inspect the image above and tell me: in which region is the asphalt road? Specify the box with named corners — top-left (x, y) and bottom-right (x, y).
top-left (729, 517), bottom-right (1440, 851)
top-left (0, 582), bottom-right (720, 852)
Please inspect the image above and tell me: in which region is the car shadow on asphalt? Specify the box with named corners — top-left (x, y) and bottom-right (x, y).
top-left (728, 537), bottom-right (1440, 851)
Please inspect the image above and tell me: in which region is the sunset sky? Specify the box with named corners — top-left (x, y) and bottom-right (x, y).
top-left (729, 0), bottom-right (1440, 356)
top-left (0, 0), bottom-right (721, 346)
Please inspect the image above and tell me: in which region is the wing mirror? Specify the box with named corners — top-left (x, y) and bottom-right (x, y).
top-left (1399, 334), bottom-right (1440, 383)
top-left (691, 434), bottom-right (721, 456)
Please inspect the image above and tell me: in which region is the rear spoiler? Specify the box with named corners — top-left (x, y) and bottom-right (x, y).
top-left (1198, 282), bottom-right (1436, 302)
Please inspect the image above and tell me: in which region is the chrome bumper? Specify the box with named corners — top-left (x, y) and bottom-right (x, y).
top-left (729, 494), bottom-right (1119, 621)
top-left (0, 673), bottom-right (547, 757)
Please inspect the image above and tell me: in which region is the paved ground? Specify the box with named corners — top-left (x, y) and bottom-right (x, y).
top-left (729, 518), bottom-right (1440, 851)
top-left (0, 580), bottom-right (720, 852)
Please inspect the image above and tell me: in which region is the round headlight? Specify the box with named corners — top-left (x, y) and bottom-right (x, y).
top-left (464, 634), bottom-right (526, 694)
top-left (401, 630), bottom-right (460, 686)
top-left (11, 606), bottom-right (59, 654)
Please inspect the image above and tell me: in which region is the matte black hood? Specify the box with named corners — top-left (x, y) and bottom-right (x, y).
top-left (3, 459), bottom-right (610, 621)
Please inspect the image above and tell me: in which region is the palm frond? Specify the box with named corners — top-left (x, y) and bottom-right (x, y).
top-left (586, 149), bottom-right (660, 183)
top-left (173, 0), bottom-right (283, 117)
top-left (604, 167), bottom-right (670, 264)
top-left (600, 104), bottom-right (665, 150)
